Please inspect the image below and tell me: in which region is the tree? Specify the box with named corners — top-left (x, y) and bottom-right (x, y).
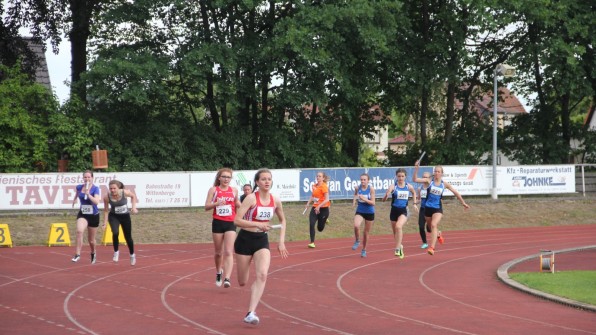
top-left (0, 63), bottom-right (56, 172)
top-left (505, 0), bottom-right (595, 164)
top-left (3, 0), bottom-right (108, 102)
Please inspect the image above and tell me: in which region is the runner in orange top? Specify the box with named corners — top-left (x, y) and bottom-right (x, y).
top-left (303, 172), bottom-right (331, 248)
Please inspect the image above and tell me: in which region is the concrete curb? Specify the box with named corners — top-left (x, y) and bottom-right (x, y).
top-left (497, 245), bottom-right (596, 313)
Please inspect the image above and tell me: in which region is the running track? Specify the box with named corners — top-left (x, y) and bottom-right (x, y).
top-left (1, 225), bottom-right (595, 335)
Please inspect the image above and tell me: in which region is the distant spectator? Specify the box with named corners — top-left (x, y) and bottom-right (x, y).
top-left (240, 183), bottom-right (252, 203)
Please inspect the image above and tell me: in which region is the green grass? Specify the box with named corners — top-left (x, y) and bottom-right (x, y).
top-left (509, 271), bottom-right (596, 305)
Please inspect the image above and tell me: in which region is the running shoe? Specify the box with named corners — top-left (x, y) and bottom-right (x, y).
top-left (223, 278), bottom-right (231, 288)
top-left (326, 219), bottom-right (331, 225)
top-left (361, 250), bottom-right (367, 258)
top-left (308, 243), bottom-right (316, 248)
top-left (243, 311), bottom-right (260, 325)
top-left (352, 240), bottom-right (360, 250)
top-left (130, 254), bottom-right (136, 266)
top-left (421, 243), bottom-right (428, 249)
top-left (397, 247), bottom-right (405, 259)
top-left (91, 252), bottom-right (97, 264)
top-left (71, 254), bottom-right (80, 262)
top-left (216, 271), bottom-right (223, 287)
top-left (427, 247), bottom-right (435, 255)
top-left (215, 271), bottom-right (223, 287)
top-left (113, 251), bottom-right (119, 262)
top-left (437, 231), bottom-right (444, 245)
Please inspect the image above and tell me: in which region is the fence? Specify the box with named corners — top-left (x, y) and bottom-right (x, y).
top-left (576, 165), bottom-right (596, 197)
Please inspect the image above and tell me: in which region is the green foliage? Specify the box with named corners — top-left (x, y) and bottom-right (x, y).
top-left (0, 63), bottom-right (56, 172)
top-left (47, 98), bottom-right (101, 172)
top-left (576, 128), bottom-right (596, 164)
top-left (3, 0), bottom-right (595, 171)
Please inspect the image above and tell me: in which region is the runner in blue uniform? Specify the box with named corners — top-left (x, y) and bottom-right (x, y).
top-left (383, 168), bottom-right (417, 259)
top-left (413, 160), bottom-right (470, 255)
top-left (352, 173), bottom-right (375, 257)
top-left (71, 170), bottom-right (101, 263)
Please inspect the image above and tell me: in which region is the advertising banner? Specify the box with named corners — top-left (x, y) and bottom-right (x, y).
top-left (299, 167), bottom-right (432, 201)
top-left (0, 165), bottom-right (576, 210)
top-left (499, 165), bottom-right (575, 194)
top-left (0, 172), bottom-right (190, 210)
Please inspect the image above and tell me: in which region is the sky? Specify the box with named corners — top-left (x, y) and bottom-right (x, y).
top-left (45, 39), bottom-right (71, 103)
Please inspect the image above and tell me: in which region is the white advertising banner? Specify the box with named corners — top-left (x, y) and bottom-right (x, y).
top-left (190, 169), bottom-right (300, 207)
top-left (439, 166), bottom-right (492, 196)
top-left (0, 172), bottom-right (191, 210)
top-left (121, 173), bottom-right (190, 208)
top-left (498, 165), bottom-right (575, 195)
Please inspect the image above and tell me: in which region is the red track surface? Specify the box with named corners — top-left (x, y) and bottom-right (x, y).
top-left (1, 225), bottom-right (595, 335)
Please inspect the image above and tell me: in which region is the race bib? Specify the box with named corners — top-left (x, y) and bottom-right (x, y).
top-left (81, 205), bottom-right (93, 214)
top-left (255, 207), bottom-right (274, 221)
top-left (430, 186), bottom-right (443, 196)
top-left (312, 197), bottom-right (319, 203)
top-left (115, 205), bottom-right (129, 214)
top-left (216, 204), bottom-right (232, 217)
top-left (420, 189), bottom-right (427, 199)
top-left (397, 191), bottom-right (409, 200)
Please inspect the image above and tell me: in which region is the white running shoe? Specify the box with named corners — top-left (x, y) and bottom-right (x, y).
top-left (91, 252), bottom-right (97, 264)
top-left (130, 254), bottom-right (136, 266)
top-left (113, 251), bottom-right (119, 262)
top-left (71, 254), bottom-right (80, 262)
top-left (243, 311), bottom-right (259, 325)
top-left (216, 271), bottom-right (223, 287)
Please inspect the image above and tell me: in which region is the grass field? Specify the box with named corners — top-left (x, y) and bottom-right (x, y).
top-left (509, 271), bottom-right (596, 305)
top-left (1, 196), bottom-right (595, 247)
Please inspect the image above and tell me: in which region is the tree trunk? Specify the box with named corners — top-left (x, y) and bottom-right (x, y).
top-left (420, 85), bottom-right (429, 146)
top-left (560, 92), bottom-right (571, 163)
top-left (198, 1), bottom-right (220, 132)
top-left (444, 81), bottom-right (456, 145)
top-left (529, 22), bottom-right (551, 163)
top-left (68, 0), bottom-right (94, 102)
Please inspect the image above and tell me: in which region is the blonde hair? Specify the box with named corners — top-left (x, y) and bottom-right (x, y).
top-left (317, 171), bottom-right (330, 183)
top-left (213, 168), bottom-right (233, 186)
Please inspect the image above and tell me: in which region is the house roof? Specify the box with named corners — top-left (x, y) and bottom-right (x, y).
top-left (456, 86), bottom-right (527, 118)
top-left (584, 105), bottom-right (595, 129)
top-left (389, 134), bottom-right (415, 144)
top-left (391, 87), bottom-right (528, 145)
top-left (23, 37), bottom-right (52, 91)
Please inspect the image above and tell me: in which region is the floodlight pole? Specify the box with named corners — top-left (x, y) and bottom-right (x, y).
top-left (492, 68), bottom-right (499, 200)
top-left (491, 64), bottom-right (515, 200)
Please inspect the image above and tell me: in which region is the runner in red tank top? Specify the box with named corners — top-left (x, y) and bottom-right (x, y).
top-left (234, 168), bottom-right (289, 325)
top-left (204, 168), bottom-right (240, 288)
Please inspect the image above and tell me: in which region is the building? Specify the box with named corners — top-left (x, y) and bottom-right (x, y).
top-left (388, 86), bottom-right (528, 163)
top-left (23, 37), bottom-right (52, 91)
